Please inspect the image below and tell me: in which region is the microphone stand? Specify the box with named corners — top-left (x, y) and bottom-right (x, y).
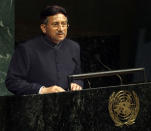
top-left (94, 54), bottom-right (123, 85)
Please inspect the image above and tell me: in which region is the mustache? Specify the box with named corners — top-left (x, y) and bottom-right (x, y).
top-left (56, 31), bottom-right (64, 35)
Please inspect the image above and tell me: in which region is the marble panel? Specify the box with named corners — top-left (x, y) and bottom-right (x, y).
top-left (0, 82), bottom-right (151, 131)
top-left (0, 0), bottom-right (14, 96)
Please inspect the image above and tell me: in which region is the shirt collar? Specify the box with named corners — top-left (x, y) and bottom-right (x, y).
top-left (42, 34), bottom-right (64, 48)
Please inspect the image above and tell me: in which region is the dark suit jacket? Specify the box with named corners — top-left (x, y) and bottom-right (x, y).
top-left (5, 35), bottom-right (82, 95)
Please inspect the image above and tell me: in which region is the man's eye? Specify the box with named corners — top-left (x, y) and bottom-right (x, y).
top-left (52, 23), bottom-right (59, 26)
top-left (51, 22), bottom-right (68, 28)
top-left (62, 22), bottom-right (67, 25)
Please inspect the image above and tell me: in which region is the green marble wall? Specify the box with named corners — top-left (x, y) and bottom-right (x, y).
top-left (0, 0), bottom-right (14, 96)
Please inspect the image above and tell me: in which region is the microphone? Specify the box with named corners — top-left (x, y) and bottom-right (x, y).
top-left (72, 57), bottom-right (92, 88)
top-left (94, 54), bottom-right (123, 85)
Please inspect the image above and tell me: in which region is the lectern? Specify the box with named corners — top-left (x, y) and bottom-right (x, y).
top-left (0, 68), bottom-right (151, 131)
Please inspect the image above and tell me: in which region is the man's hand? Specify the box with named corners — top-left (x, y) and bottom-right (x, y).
top-left (40, 85), bottom-right (65, 94)
top-left (70, 83), bottom-right (82, 91)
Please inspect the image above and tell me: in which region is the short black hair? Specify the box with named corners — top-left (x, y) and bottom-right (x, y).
top-left (40, 5), bottom-right (67, 24)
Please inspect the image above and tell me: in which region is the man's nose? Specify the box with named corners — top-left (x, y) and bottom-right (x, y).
top-left (57, 24), bottom-right (64, 30)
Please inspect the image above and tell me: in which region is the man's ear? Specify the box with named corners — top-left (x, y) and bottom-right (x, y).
top-left (40, 24), bottom-right (46, 34)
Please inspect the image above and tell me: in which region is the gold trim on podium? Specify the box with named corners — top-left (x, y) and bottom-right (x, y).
top-left (108, 90), bottom-right (139, 127)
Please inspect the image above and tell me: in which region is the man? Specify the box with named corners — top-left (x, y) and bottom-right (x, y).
top-left (5, 5), bottom-right (83, 95)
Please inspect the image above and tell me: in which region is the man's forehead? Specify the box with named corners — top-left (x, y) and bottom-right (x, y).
top-left (48, 13), bottom-right (67, 21)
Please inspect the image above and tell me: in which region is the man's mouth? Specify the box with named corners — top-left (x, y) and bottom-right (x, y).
top-left (57, 32), bottom-right (64, 35)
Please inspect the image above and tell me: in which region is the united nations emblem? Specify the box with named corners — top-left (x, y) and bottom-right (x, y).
top-left (108, 90), bottom-right (139, 127)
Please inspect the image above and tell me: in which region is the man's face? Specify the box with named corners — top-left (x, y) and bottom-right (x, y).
top-left (40, 13), bottom-right (68, 44)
